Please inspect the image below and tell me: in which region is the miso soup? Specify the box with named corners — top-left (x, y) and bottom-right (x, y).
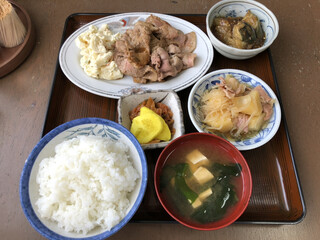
top-left (159, 139), bottom-right (243, 224)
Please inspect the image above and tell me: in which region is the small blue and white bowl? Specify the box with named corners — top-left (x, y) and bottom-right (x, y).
top-left (188, 69), bottom-right (281, 151)
top-left (20, 118), bottom-right (148, 240)
top-left (206, 0), bottom-right (279, 59)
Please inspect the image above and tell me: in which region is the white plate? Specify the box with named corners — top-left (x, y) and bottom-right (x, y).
top-left (59, 12), bottom-right (214, 99)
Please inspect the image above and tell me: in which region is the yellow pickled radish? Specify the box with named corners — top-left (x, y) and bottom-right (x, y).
top-left (130, 113), bottom-right (163, 144)
top-left (156, 116), bottom-right (171, 141)
top-left (130, 107), bottom-right (171, 144)
top-left (140, 107), bottom-right (171, 141)
top-left (139, 106), bottom-right (155, 115)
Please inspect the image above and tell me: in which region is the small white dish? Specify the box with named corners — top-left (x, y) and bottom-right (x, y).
top-left (206, 0), bottom-right (279, 60)
top-left (118, 90), bottom-right (185, 149)
top-left (20, 118), bottom-right (147, 240)
top-left (188, 69), bottom-right (281, 151)
top-left (59, 12), bottom-right (214, 98)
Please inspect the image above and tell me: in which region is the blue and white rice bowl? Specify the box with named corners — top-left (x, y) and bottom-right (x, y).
top-left (206, 0), bottom-right (279, 59)
top-left (20, 118), bottom-right (147, 240)
top-left (188, 69), bottom-right (281, 151)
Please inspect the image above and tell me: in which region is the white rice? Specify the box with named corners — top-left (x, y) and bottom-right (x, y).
top-left (35, 135), bottom-right (140, 234)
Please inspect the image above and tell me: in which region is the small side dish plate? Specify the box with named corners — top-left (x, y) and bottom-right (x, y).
top-left (59, 12), bottom-right (214, 98)
top-left (118, 90), bottom-right (185, 149)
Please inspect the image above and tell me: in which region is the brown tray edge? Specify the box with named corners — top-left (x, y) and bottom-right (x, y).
top-left (264, 50), bottom-right (306, 224)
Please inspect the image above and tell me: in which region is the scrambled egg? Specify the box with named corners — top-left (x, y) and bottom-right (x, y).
top-left (75, 24), bottom-right (123, 80)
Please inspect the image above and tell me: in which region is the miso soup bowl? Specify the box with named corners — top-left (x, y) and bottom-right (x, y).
top-left (206, 0), bottom-right (279, 59)
top-left (154, 132), bottom-right (252, 230)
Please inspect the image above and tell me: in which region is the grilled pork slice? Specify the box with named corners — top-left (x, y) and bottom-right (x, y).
top-left (114, 14), bottom-right (197, 83)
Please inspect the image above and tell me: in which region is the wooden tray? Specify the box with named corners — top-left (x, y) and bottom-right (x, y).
top-left (42, 13), bottom-right (306, 224)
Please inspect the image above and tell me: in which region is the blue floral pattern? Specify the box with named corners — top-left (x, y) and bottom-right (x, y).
top-left (189, 70), bottom-right (281, 151)
top-left (119, 86), bottom-right (151, 96)
top-left (65, 124), bottom-right (121, 140)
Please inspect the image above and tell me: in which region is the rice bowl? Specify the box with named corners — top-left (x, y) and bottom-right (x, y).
top-left (20, 118), bottom-right (148, 240)
top-left (36, 135), bottom-right (139, 234)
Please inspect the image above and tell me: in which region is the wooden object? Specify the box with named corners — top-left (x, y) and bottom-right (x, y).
top-left (42, 14), bottom-right (305, 224)
top-left (0, 1), bottom-right (35, 78)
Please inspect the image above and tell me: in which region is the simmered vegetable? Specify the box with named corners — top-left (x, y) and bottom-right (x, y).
top-left (200, 74), bottom-right (275, 140)
top-left (211, 10), bottom-right (265, 49)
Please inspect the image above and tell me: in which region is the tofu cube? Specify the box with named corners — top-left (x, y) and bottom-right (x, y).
top-left (191, 188), bottom-right (213, 209)
top-left (186, 149), bottom-right (210, 173)
top-left (191, 197), bottom-right (202, 209)
top-left (193, 167), bottom-right (214, 185)
top-left (199, 188), bottom-right (212, 201)
top-left (186, 149), bottom-right (208, 165)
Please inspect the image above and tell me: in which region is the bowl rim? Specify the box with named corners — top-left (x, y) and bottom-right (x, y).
top-left (19, 118), bottom-right (148, 240)
top-left (206, 0), bottom-right (279, 53)
top-left (187, 68), bottom-right (282, 151)
top-left (154, 132), bottom-right (252, 230)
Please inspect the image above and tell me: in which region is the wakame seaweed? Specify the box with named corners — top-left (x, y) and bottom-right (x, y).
top-left (160, 161), bottom-right (241, 223)
top-left (191, 176), bottom-right (239, 223)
